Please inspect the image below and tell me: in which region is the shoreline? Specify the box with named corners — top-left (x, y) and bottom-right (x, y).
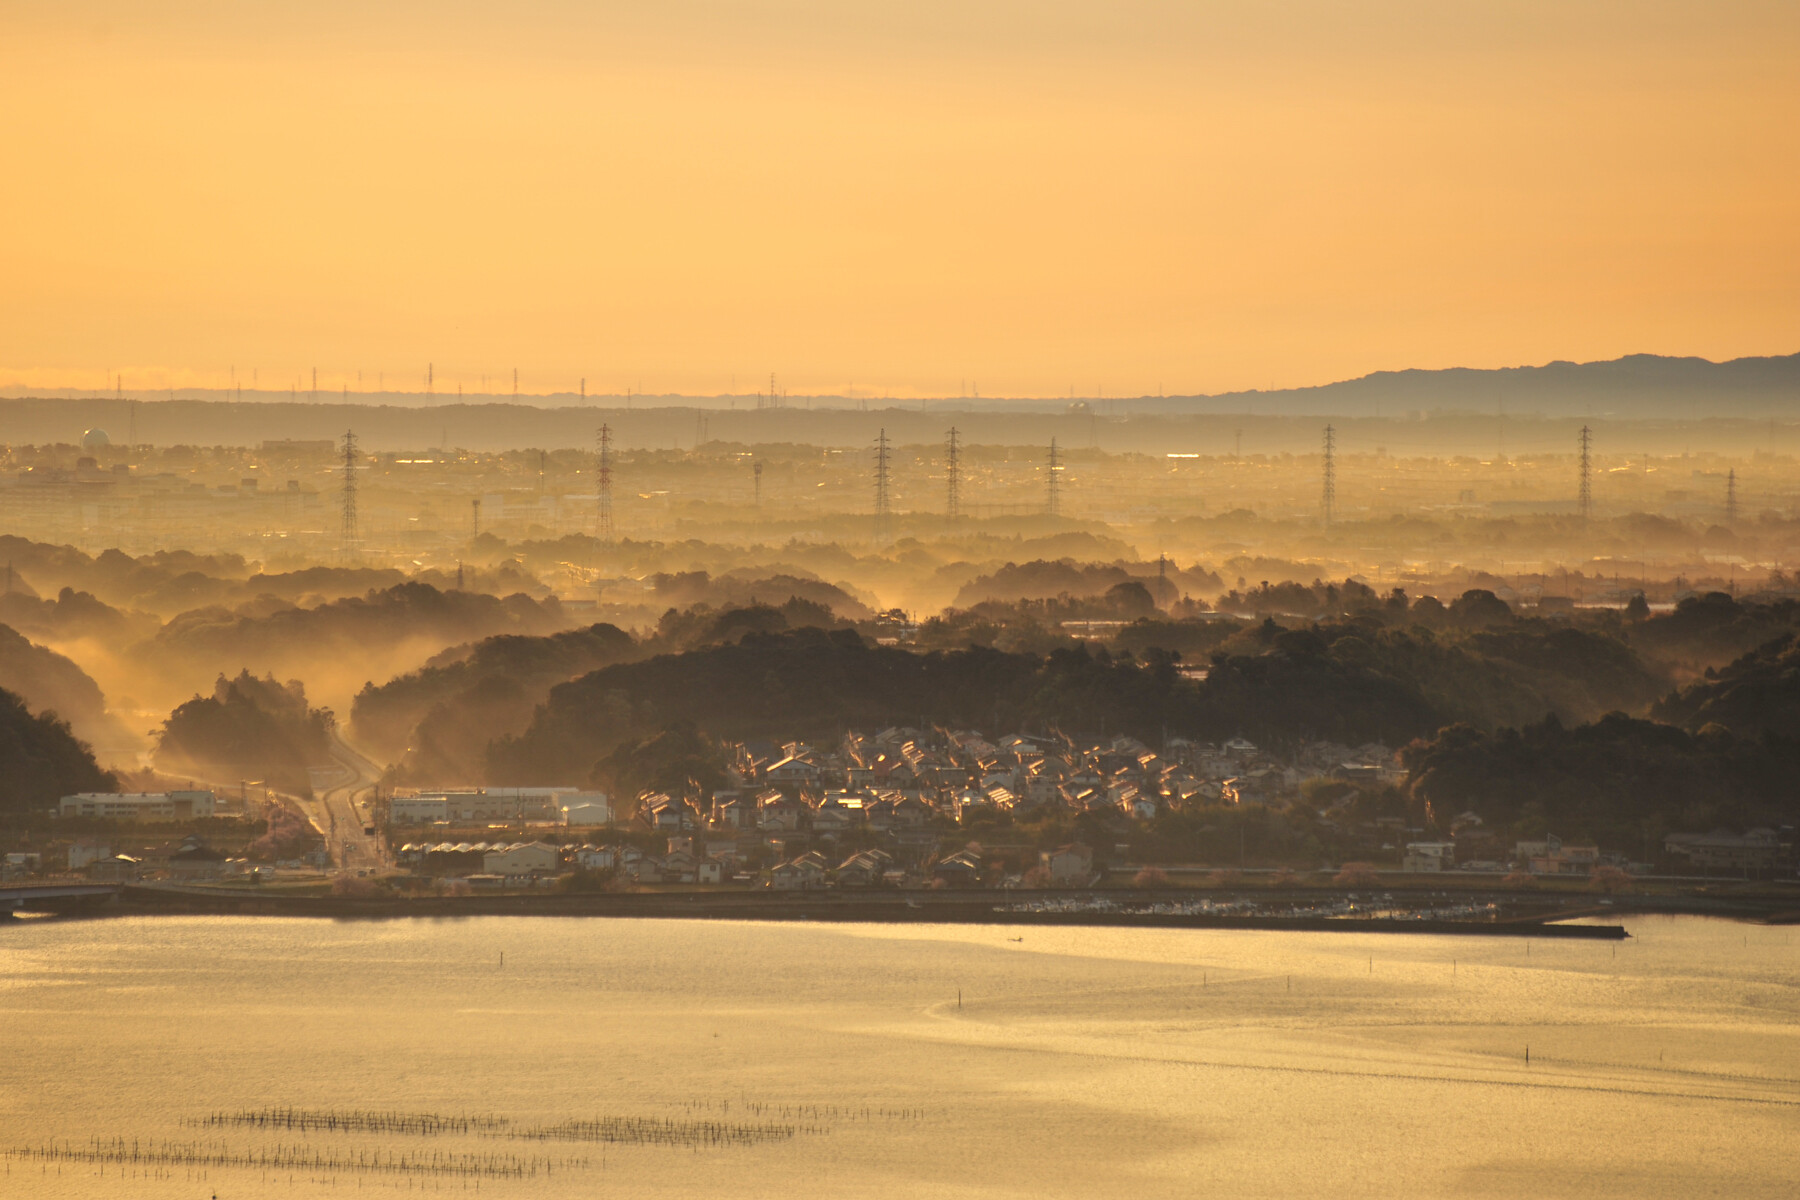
top-left (0, 882), bottom-right (1667, 937)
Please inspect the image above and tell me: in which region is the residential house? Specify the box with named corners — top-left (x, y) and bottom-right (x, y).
top-left (165, 837), bottom-right (226, 880)
top-left (932, 849), bottom-right (983, 886)
top-left (576, 845), bottom-right (617, 872)
top-left (758, 792), bottom-right (807, 833)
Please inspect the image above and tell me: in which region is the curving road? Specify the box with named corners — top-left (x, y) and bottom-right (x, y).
top-left (305, 730), bottom-right (388, 871)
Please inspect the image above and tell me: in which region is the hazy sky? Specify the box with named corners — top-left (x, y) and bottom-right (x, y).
top-left (3, 1), bottom-right (1796, 398)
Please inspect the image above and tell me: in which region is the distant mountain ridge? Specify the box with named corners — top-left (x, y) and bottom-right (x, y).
top-left (2, 352), bottom-right (1794, 452)
top-left (1137, 352), bottom-right (1800, 418)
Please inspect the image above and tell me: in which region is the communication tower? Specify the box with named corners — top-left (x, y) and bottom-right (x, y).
top-left (471, 497), bottom-right (481, 539)
top-left (1046, 438), bottom-right (1062, 518)
top-left (1726, 468), bottom-right (1739, 524)
top-left (753, 460), bottom-right (764, 508)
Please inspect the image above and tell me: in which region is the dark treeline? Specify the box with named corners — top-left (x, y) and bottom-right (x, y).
top-left (353, 623), bottom-right (638, 777)
top-left (479, 608), bottom-right (1667, 786)
top-left (156, 671), bottom-right (335, 797)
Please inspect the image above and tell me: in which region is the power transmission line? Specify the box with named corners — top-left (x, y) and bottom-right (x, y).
top-left (873, 428), bottom-right (892, 539)
top-left (945, 426), bottom-right (961, 521)
top-left (1578, 424), bottom-right (1593, 523)
top-left (1322, 424), bottom-right (1336, 526)
top-left (340, 429), bottom-right (359, 554)
top-left (595, 423), bottom-right (614, 539)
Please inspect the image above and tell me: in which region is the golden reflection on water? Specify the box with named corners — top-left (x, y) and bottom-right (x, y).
top-left (1, 915), bottom-right (1794, 1198)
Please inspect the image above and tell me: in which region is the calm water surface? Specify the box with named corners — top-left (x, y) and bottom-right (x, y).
top-left (2, 914), bottom-right (1795, 1198)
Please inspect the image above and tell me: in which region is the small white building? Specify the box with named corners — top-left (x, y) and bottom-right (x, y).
top-left (561, 794), bottom-right (612, 826)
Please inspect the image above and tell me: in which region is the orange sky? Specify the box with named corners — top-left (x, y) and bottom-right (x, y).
top-left (3, 1), bottom-right (1797, 399)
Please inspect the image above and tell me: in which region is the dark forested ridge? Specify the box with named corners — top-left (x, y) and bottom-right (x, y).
top-left (1402, 714), bottom-right (1800, 851)
top-left (481, 611), bottom-right (1667, 785)
top-left (0, 686), bottom-right (116, 813)
top-left (352, 622), bottom-right (637, 777)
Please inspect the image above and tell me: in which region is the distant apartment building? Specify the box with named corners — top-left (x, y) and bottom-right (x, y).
top-left (59, 791), bottom-right (216, 821)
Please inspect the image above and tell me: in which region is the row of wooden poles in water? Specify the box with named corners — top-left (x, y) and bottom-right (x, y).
top-left (194, 1106), bottom-right (803, 1146)
top-left (10, 1103), bottom-right (933, 1178)
top-left (5, 1138), bottom-right (568, 1179)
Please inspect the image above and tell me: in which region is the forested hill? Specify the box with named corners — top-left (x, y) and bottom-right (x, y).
top-left (0, 687), bottom-right (115, 813)
top-left (483, 621), bottom-right (1636, 785)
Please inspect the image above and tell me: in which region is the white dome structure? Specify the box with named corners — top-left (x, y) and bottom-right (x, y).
top-left (81, 428), bottom-right (111, 451)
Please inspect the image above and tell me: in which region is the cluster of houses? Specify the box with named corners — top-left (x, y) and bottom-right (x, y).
top-left (383, 725), bottom-right (1398, 890)
top-left (708, 727), bottom-right (1401, 828)
top-left (39, 834), bottom-right (245, 882)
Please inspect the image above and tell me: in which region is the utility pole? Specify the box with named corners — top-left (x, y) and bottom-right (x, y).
top-left (1322, 424), bottom-right (1336, 526)
top-left (595, 423), bottom-right (614, 539)
top-left (1726, 467), bottom-right (1738, 524)
top-left (1578, 425), bottom-right (1593, 524)
top-left (874, 428), bottom-right (892, 539)
top-left (340, 429), bottom-right (359, 554)
top-left (1046, 438), bottom-right (1062, 519)
top-left (945, 426), bottom-right (961, 521)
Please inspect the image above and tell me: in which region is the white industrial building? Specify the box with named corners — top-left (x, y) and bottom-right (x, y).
top-left (59, 791), bottom-right (216, 821)
top-left (387, 787), bottom-right (609, 825)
